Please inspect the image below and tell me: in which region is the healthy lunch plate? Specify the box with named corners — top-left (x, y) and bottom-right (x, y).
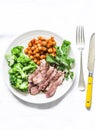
top-left (3, 30), bottom-right (76, 104)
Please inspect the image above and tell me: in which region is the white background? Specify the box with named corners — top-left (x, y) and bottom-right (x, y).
top-left (0, 0), bottom-right (95, 130)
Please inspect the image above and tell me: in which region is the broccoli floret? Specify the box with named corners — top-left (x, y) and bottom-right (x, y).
top-left (23, 65), bottom-right (36, 73)
top-left (5, 54), bottom-right (17, 66)
top-left (16, 79), bottom-right (22, 88)
top-left (11, 46), bottom-right (24, 56)
top-left (8, 63), bottom-right (22, 74)
top-left (9, 75), bottom-right (17, 88)
top-left (23, 61), bottom-right (37, 72)
top-left (8, 68), bottom-right (15, 74)
top-left (19, 82), bottom-right (28, 91)
top-left (17, 75), bottom-right (22, 79)
top-left (17, 54), bottom-right (31, 64)
top-left (13, 63), bottom-right (26, 78)
top-left (10, 75), bottom-right (28, 91)
top-left (9, 63), bottom-right (26, 79)
top-left (10, 75), bottom-right (22, 88)
top-left (14, 62), bottom-right (23, 68)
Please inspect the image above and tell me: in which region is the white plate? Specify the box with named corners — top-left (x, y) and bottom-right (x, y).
top-left (3, 30), bottom-right (76, 104)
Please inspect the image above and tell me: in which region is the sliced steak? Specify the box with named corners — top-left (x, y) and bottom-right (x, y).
top-left (28, 67), bottom-right (40, 83)
top-left (38, 66), bottom-right (55, 90)
top-left (30, 87), bottom-right (40, 95)
top-left (28, 59), bottom-right (49, 84)
top-left (32, 73), bottom-right (44, 84)
top-left (28, 83), bottom-right (35, 93)
top-left (39, 59), bottom-right (49, 72)
top-left (45, 73), bottom-right (65, 98)
top-left (39, 59), bottom-right (49, 77)
top-left (45, 70), bottom-right (64, 91)
top-left (38, 68), bottom-right (57, 91)
top-left (28, 59), bottom-right (65, 97)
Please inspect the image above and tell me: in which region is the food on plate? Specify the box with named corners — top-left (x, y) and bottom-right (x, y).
top-left (5, 35), bottom-right (75, 98)
top-left (5, 46), bottom-right (37, 91)
top-left (24, 36), bottom-right (56, 65)
top-left (28, 59), bottom-right (65, 98)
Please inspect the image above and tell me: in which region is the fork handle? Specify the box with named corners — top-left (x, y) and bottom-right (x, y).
top-left (78, 50), bottom-right (85, 91)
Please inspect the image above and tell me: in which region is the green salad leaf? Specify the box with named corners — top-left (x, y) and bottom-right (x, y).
top-left (46, 40), bottom-right (75, 80)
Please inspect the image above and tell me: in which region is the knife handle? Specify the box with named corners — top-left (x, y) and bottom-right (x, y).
top-left (85, 76), bottom-right (93, 109)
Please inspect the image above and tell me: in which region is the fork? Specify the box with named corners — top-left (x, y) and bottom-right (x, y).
top-left (76, 26), bottom-right (86, 91)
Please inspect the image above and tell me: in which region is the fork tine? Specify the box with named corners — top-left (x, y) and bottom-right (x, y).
top-left (79, 26), bottom-right (81, 43)
top-left (76, 26), bottom-right (80, 43)
top-left (76, 26), bottom-right (79, 43)
top-left (80, 26), bottom-right (82, 43)
top-left (81, 26), bottom-right (85, 43)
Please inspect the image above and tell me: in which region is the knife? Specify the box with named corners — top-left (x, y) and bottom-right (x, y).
top-left (85, 33), bottom-right (95, 109)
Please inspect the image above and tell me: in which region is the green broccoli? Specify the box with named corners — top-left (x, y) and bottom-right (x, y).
top-left (9, 75), bottom-right (17, 88)
top-left (9, 63), bottom-right (27, 78)
top-left (23, 61), bottom-right (37, 72)
top-left (10, 75), bottom-right (28, 91)
top-left (13, 63), bottom-right (27, 79)
top-left (19, 82), bottom-right (28, 91)
top-left (17, 53), bottom-right (31, 63)
top-left (11, 46), bottom-right (24, 56)
top-left (6, 45), bottom-right (37, 92)
top-left (5, 54), bottom-right (17, 66)
top-left (15, 79), bottom-right (22, 89)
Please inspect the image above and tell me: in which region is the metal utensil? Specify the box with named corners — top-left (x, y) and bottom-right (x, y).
top-left (85, 33), bottom-right (95, 109)
top-left (76, 26), bottom-right (85, 91)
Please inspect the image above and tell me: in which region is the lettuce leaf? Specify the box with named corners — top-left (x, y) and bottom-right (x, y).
top-left (46, 40), bottom-right (75, 80)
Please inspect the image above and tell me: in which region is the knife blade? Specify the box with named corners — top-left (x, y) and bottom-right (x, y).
top-left (85, 33), bottom-right (95, 109)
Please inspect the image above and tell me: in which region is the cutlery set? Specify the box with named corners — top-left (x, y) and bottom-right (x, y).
top-left (76, 26), bottom-right (95, 109)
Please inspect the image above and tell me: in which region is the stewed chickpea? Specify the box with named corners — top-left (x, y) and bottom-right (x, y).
top-left (24, 36), bottom-right (56, 65)
top-left (48, 48), bottom-right (53, 53)
top-left (24, 48), bottom-right (28, 54)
